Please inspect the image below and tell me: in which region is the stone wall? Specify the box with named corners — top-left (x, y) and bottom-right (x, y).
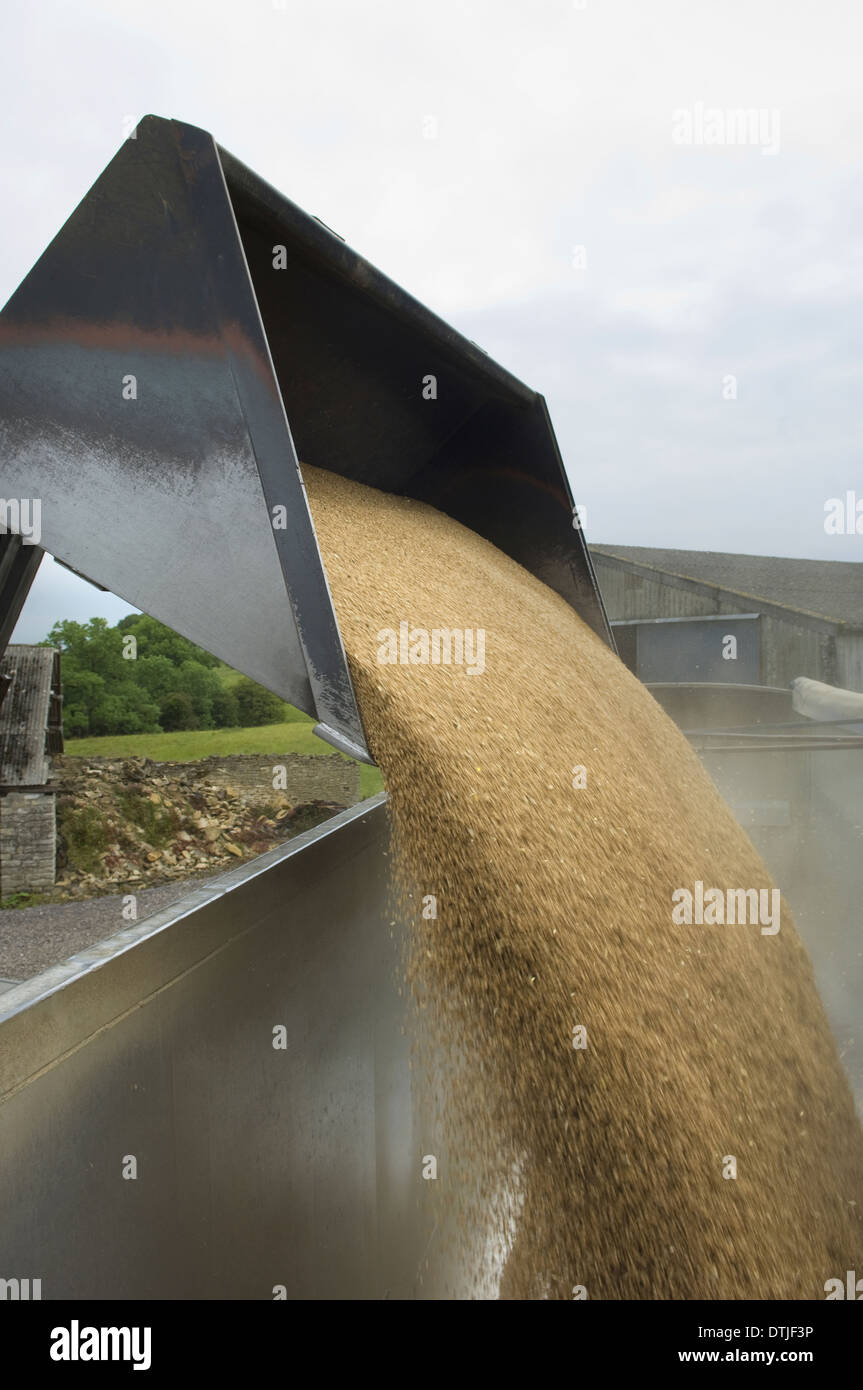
top-left (0, 792), bottom-right (56, 898)
top-left (179, 754), bottom-right (362, 807)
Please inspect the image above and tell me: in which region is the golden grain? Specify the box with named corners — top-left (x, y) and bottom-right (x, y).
top-left (305, 464), bottom-right (863, 1301)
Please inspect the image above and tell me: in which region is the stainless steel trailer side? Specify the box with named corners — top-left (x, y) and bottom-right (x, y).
top-left (0, 796), bottom-right (450, 1299)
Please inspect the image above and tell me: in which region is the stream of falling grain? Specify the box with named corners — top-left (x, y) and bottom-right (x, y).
top-left (305, 464), bottom-right (863, 1300)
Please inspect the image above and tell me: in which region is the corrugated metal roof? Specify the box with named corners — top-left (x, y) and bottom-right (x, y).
top-left (593, 547), bottom-right (863, 628)
top-left (0, 645), bottom-right (60, 785)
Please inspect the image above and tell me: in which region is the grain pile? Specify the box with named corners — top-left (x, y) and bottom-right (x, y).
top-left (304, 463), bottom-right (863, 1300)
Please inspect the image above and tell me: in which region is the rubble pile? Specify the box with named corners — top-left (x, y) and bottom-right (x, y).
top-left (50, 755), bottom-right (347, 899)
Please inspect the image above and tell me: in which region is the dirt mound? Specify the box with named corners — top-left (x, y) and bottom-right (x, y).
top-left (48, 755), bottom-right (346, 900)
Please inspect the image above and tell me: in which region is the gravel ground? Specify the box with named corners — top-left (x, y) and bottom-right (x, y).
top-left (0, 872), bottom-right (220, 983)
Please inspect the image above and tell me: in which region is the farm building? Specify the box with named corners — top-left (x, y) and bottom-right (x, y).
top-left (593, 546), bottom-right (863, 692)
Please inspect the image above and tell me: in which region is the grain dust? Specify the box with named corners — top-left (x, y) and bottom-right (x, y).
top-left (304, 463), bottom-right (863, 1300)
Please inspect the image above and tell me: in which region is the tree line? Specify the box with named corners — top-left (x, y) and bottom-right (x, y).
top-left (44, 615), bottom-right (290, 737)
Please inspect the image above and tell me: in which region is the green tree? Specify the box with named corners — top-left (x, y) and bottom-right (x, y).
top-left (61, 669), bottom-right (105, 737)
top-left (90, 681), bottom-right (160, 736)
top-left (170, 660), bottom-right (222, 729)
top-left (211, 687), bottom-right (240, 728)
top-left (46, 617), bottom-right (125, 682)
top-left (44, 620), bottom-right (159, 736)
top-left (159, 692), bottom-right (198, 731)
top-left (135, 654), bottom-right (178, 705)
top-left (234, 676), bottom-right (286, 727)
top-left (59, 668), bottom-right (105, 737)
top-left (43, 614), bottom-right (236, 736)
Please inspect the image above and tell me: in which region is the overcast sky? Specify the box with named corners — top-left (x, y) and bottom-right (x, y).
top-left (4, 0), bottom-right (862, 642)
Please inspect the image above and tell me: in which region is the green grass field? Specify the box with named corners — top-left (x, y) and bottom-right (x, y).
top-left (65, 722), bottom-right (384, 799)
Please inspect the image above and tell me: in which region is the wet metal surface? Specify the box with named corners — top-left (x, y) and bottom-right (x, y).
top-left (0, 115), bottom-right (614, 771)
top-left (0, 117), bottom-right (369, 759)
